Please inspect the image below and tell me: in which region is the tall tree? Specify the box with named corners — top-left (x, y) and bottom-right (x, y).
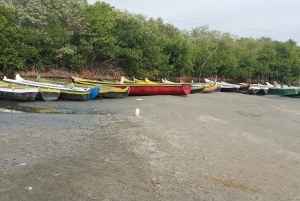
top-left (189, 26), bottom-right (221, 79)
top-left (0, 6), bottom-right (24, 73)
top-left (235, 38), bottom-right (259, 81)
top-left (271, 41), bottom-right (300, 84)
top-left (82, 1), bottom-right (117, 68)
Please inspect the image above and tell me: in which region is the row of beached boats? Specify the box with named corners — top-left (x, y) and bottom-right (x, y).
top-left (0, 74), bottom-right (219, 101)
top-left (0, 74), bottom-right (299, 101)
top-left (205, 78), bottom-right (300, 96)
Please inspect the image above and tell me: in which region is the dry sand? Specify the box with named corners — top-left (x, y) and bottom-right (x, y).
top-left (0, 93), bottom-right (300, 201)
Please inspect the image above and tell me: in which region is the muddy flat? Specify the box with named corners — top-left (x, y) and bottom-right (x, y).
top-left (0, 93), bottom-right (300, 201)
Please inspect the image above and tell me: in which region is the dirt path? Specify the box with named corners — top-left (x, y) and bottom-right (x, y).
top-left (1, 93), bottom-right (300, 200)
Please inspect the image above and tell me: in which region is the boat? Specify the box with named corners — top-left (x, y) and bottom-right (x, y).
top-left (144, 78), bottom-right (158, 84)
top-left (237, 83), bottom-right (250, 93)
top-left (204, 80), bottom-right (239, 93)
top-left (2, 80), bottom-right (60, 101)
top-left (247, 83), bottom-right (269, 95)
top-left (36, 76), bottom-right (100, 99)
top-left (162, 78), bottom-right (205, 93)
top-left (37, 76), bottom-right (129, 98)
top-left (72, 76), bottom-right (192, 95)
top-left (123, 76), bottom-right (137, 84)
top-left (121, 76), bottom-right (157, 84)
top-left (218, 82), bottom-right (240, 92)
top-left (268, 87), bottom-right (298, 96)
top-left (100, 86), bottom-right (130, 98)
top-left (0, 81), bottom-right (38, 101)
top-left (3, 74), bottom-right (92, 101)
top-left (247, 86), bottom-right (268, 95)
top-left (219, 84), bottom-right (239, 92)
top-left (267, 81), bottom-right (298, 96)
top-left (190, 85), bottom-right (205, 93)
top-left (119, 83), bottom-right (192, 95)
top-left (202, 82), bottom-right (220, 93)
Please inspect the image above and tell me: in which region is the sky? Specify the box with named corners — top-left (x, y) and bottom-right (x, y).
top-left (87, 0), bottom-right (300, 44)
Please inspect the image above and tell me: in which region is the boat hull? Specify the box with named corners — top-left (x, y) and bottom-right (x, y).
top-left (0, 83), bottom-right (38, 101)
top-left (0, 90), bottom-right (37, 101)
top-left (203, 82), bottom-right (220, 93)
top-left (36, 76), bottom-right (99, 99)
top-left (125, 84), bottom-right (191, 95)
top-left (220, 87), bottom-right (238, 92)
top-left (88, 86), bottom-right (100, 99)
top-left (100, 86), bottom-right (130, 98)
top-left (59, 91), bottom-right (90, 100)
top-left (190, 85), bottom-right (205, 94)
top-left (256, 89), bottom-right (268, 95)
top-left (267, 87), bottom-right (298, 96)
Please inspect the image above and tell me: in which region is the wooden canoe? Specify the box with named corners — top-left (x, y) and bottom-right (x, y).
top-left (120, 76), bottom-right (157, 84)
top-left (37, 76), bottom-right (130, 98)
top-left (0, 81), bottom-right (60, 101)
top-left (36, 76), bottom-right (100, 99)
top-left (3, 74), bottom-right (91, 101)
top-left (0, 81), bottom-right (38, 101)
top-left (162, 78), bottom-right (205, 93)
top-left (100, 86), bottom-right (130, 98)
top-left (202, 82), bottom-right (220, 93)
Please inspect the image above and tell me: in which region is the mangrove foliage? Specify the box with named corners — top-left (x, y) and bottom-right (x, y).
top-left (0, 0), bottom-right (300, 83)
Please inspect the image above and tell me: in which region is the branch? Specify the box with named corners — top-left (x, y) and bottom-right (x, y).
top-left (201, 46), bottom-right (218, 68)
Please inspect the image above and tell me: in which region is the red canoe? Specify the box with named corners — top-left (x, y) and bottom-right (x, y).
top-left (124, 84), bottom-right (192, 95)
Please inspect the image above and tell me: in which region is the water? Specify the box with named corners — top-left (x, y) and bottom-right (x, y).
top-left (0, 100), bottom-right (123, 115)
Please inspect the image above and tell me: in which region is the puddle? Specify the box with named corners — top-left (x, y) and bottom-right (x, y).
top-left (0, 108), bottom-right (25, 113)
top-left (0, 105), bottom-right (73, 114)
top-left (0, 105), bottom-right (120, 114)
top-left (0, 100), bottom-right (124, 115)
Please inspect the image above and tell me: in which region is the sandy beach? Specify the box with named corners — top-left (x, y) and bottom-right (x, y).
top-left (1, 92), bottom-right (300, 201)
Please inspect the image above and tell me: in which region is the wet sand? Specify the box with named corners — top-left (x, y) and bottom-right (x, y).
top-left (1, 93), bottom-right (300, 201)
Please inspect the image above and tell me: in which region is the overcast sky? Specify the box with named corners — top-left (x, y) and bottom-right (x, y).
top-left (87, 0), bottom-right (300, 44)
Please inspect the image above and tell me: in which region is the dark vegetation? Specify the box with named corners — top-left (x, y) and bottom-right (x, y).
top-left (0, 0), bottom-right (300, 83)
